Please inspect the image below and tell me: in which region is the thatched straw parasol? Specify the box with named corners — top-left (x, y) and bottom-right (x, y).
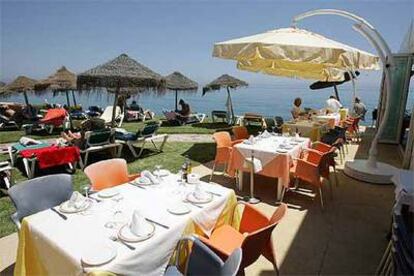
top-left (2, 76), bottom-right (37, 105)
top-left (77, 53), bottom-right (165, 126)
top-left (203, 74), bottom-right (248, 124)
top-left (165, 71), bottom-right (198, 110)
top-left (0, 81), bottom-right (5, 87)
top-left (35, 66), bottom-right (78, 107)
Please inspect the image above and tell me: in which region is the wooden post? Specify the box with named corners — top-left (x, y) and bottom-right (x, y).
top-left (175, 90), bottom-right (178, 111)
top-left (333, 84), bottom-right (340, 101)
top-left (111, 87), bottom-right (120, 127)
top-left (23, 91), bottom-right (29, 105)
top-left (65, 90), bottom-right (71, 107)
top-left (71, 90), bottom-right (77, 106)
top-left (227, 87), bottom-right (235, 124)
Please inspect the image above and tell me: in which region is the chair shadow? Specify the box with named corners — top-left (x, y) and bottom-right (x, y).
top-left (181, 143), bottom-right (216, 164)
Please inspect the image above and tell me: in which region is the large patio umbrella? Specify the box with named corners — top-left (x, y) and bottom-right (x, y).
top-left (77, 53), bottom-right (165, 126)
top-left (2, 76), bottom-right (37, 105)
top-left (35, 66), bottom-right (77, 107)
top-left (165, 71), bottom-right (198, 110)
top-left (203, 74), bottom-right (248, 124)
top-left (213, 27), bottom-right (379, 81)
top-left (309, 71), bottom-right (360, 101)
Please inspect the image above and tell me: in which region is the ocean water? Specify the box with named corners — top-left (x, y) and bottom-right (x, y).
top-left (2, 82), bottom-right (413, 126)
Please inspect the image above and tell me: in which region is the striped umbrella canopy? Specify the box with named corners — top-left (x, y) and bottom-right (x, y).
top-left (165, 71), bottom-right (198, 110)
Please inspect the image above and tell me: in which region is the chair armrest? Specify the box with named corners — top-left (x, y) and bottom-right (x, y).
top-left (312, 142), bottom-right (332, 153)
top-left (305, 149), bottom-right (323, 165)
top-left (295, 159), bottom-right (321, 187)
top-left (11, 213), bottom-right (21, 229)
top-left (231, 139), bottom-right (244, 146)
top-left (128, 173), bottom-right (140, 182)
top-left (237, 202), bottom-right (270, 234)
top-left (197, 235), bottom-right (230, 260)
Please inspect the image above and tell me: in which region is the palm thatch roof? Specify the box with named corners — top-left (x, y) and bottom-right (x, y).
top-left (165, 71), bottom-right (198, 91)
top-left (2, 76), bottom-right (37, 92)
top-left (77, 53), bottom-right (165, 93)
top-left (203, 74), bottom-right (248, 95)
top-left (0, 81), bottom-right (5, 87)
top-left (35, 66), bottom-right (77, 91)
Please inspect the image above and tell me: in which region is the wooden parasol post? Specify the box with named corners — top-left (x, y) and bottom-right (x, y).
top-left (333, 84), bottom-right (340, 101)
top-left (71, 90), bottom-right (77, 106)
top-left (175, 90), bottom-right (178, 111)
top-left (226, 86), bottom-right (235, 124)
top-left (111, 86), bottom-right (120, 127)
top-left (23, 91), bottom-right (29, 106)
top-left (65, 91), bottom-right (71, 107)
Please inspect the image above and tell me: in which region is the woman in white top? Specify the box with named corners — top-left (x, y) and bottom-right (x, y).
top-left (326, 95), bottom-right (342, 113)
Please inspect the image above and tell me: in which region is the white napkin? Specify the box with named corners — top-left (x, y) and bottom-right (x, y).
top-left (19, 137), bottom-right (41, 146)
top-left (68, 191), bottom-right (86, 209)
top-left (141, 170), bottom-right (159, 184)
top-left (261, 130), bottom-right (271, 138)
top-left (193, 184), bottom-right (209, 200)
top-left (295, 133), bottom-right (300, 140)
top-left (243, 157), bottom-right (263, 173)
top-left (130, 210), bottom-right (148, 236)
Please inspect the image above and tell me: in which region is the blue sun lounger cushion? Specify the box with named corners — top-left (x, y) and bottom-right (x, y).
top-left (115, 123), bottom-right (160, 141)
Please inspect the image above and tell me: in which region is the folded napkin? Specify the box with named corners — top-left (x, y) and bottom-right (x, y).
top-left (261, 130), bottom-right (271, 138)
top-left (243, 135), bottom-right (255, 145)
top-left (130, 210), bottom-right (148, 236)
top-left (141, 170), bottom-right (159, 184)
top-left (243, 156), bottom-right (263, 173)
top-left (68, 191), bottom-right (86, 209)
top-left (193, 184), bottom-right (209, 200)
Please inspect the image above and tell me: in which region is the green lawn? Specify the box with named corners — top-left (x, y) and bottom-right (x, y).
top-left (0, 118), bottom-right (233, 144)
top-left (0, 141), bottom-right (216, 238)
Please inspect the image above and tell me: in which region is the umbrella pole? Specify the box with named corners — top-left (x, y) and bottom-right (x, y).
top-left (65, 91), bottom-right (71, 107)
top-left (227, 87), bottom-right (235, 124)
top-left (72, 90), bottom-right (77, 107)
top-left (333, 84), bottom-right (340, 102)
top-left (23, 91), bottom-right (29, 106)
top-left (175, 90), bottom-right (178, 111)
top-left (111, 87), bottom-right (119, 127)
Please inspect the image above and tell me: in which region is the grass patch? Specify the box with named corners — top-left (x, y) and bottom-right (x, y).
top-left (0, 141), bottom-right (216, 238)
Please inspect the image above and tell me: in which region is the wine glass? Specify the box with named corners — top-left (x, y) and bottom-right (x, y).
top-left (155, 164), bottom-right (163, 183)
top-left (82, 183), bottom-right (91, 199)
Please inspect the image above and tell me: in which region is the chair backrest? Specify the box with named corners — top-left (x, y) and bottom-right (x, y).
top-left (213, 131), bottom-right (232, 148)
top-left (137, 122), bottom-right (160, 137)
top-left (186, 238), bottom-right (224, 275)
top-left (221, 248), bottom-right (243, 276)
top-left (232, 126), bottom-right (249, 140)
top-left (100, 106), bottom-right (121, 123)
top-left (84, 158), bottom-right (130, 191)
top-left (240, 203), bottom-right (287, 269)
top-left (8, 174), bottom-right (73, 222)
top-left (85, 129), bottom-right (113, 147)
top-left (40, 108), bottom-right (67, 125)
top-left (274, 116), bottom-right (284, 126)
top-left (264, 117), bottom-right (276, 130)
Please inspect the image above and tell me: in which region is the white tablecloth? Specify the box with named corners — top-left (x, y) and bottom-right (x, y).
top-left (313, 113), bottom-right (341, 126)
top-left (21, 174), bottom-right (234, 276)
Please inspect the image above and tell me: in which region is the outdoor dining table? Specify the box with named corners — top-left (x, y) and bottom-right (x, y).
top-left (282, 120), bottom-right (329, 141)
top-left (14, 174), bottom-right (238, 276)
top-left (312, 113), bottom-right (341, 128)
top-left (228, 135), bottom-right (311, 201)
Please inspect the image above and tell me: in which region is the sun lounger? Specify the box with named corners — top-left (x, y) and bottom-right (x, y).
top-left (115, 122), bottom-right (168, 158)
top-left (0, 114), bottom-right (19, 130)
top-left (242, 113), bottom-right (265, 127)
top-left (79, 128), bottom-right (123, 169)
top-left (23, 108), bottom-right (68, 134)
top-left (211, 110), bottom-right (229, 123)
top-left (125, 109), bottom-right (155, 122)
top-left (19, 145), bottom-right (80, 178)
top-left (163, 110), bottom-right (206, 125)
top-left (0, 161), bottom-right (13, 194)
top-left (8, 137), bottom-right (50, 167)
top-left (100, 106), bottom-right (124, 127)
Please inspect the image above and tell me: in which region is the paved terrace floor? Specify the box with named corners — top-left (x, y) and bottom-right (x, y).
top-left (0, 128), bottom-right (400, 275)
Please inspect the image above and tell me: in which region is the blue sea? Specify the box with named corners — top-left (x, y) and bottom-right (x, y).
top-left (2, 81), bottom-right (413, 126)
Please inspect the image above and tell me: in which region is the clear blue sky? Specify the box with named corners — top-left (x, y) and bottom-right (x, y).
top-left (1, 0), bottom-right (413, 86)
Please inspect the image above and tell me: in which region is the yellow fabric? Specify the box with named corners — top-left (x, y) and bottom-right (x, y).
top-left (213, 27), bottom-right (379, 81)
top-left (15, 191), bottom-right (240, 276)
top-left (282, 124), bottom-right (321, 142)
top-left (339, 108), bottom-right (348, 121)
top-left (14, 220), bottom-right (48, 276)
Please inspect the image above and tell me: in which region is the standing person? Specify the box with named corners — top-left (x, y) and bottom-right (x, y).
top-left (291, 97), bottom-right (304, 119)
top-left (326, 95), bottom-right (343, 113)
top-left (353, 97), bottom-right (367, 120)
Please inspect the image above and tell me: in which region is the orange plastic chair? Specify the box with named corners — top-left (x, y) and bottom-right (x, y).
top-left (210, 132), bottom-right (241, 181)
top-left (287, 149), bottom-right (333, 208)
top-left (199, 203), bottom-right (287, 274)
top-left (84, 158), bottom-right (139, 191)
top-left (232, 126), bottom-right (249, 140)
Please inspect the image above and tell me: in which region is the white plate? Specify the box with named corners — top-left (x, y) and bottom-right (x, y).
top-left (167, 203), bottom-right (191, 215)
top-left (118, 222), bottom-right (155, 243)
top-left (186, 192), bottom-right (213, 204)
top-left (97, 189), bottom-right (120, 198)
top-left (59, 199), bottom-right (91, 214)
top-left (276, 149), bottom-right (288, 153)
top-left (153, 169), bottom-right (170, 177)
top-left (81, 244), bottom-right (117, 266)
top-left (135, 177), bottom-right (152, 185)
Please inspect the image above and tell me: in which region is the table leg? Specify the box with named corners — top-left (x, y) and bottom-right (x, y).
top-left (276, 177), bottom-right (283, 201)
top-left (237, 170), bottom-right (243, 191)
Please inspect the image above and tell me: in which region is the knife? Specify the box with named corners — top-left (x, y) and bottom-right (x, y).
top-left (51, 207), bottom-right (67, 220)
top-left (145, 218), bottom-right (169, 229)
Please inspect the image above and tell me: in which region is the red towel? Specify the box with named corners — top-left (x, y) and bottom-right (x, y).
top-left (20, 146), bottom-right (80, 169)
top-left (40, 108), bottom-right (67, 127)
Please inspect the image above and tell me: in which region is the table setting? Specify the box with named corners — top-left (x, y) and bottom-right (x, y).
top-left (15, 167), bottom-right (237, 276)
top-left (228, 131), bottom-right (311, 200)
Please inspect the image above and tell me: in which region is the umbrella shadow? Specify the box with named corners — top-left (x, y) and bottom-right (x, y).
top-left (181, 143), bottom-right (215, 164)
